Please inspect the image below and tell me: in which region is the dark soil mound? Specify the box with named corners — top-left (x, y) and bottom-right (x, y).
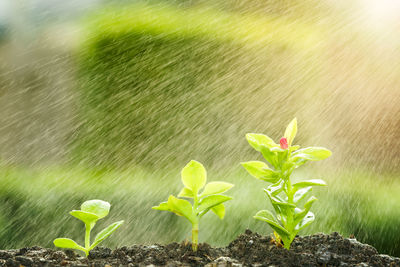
top-left (0, 230), bottom-right (398, 266)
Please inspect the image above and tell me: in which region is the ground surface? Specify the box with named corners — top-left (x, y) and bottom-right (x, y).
top-left (0, 230), bottom-right (398, 266)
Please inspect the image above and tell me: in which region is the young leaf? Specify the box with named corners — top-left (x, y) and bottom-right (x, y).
top-left (181, 160), bottom-right (206, 195)
top-left (292, 147), bottom-right (332, 161)
top-left (198, 195), bottom-right (232, 214)
top-left (264, 190), bottom-right (296, 208)
top-left (241, 161), bottom-right (279, 183)
top-left (178, 187), bottom-right (194, 198)
top-left (81, 200), bottom-right (110, 219)
top-left (254, 210), bottom-right (290, 239)
top-left (211, 203), bottom-right (225, 219)
top-left (266, 180), bottom-right (284, 196)
top-left (152, 202), bottom-right (171, 211)
top-left (295, 211), bottom-right (315, 231)
top-left (284, 118), bottom-right (297, 146)
top-left (90, 220), bottom-right (124, 250)
top-left (259, 145), bottom-right (278, 168)
top-left (293, 196), bottom-right (318, 225)
top-left (167, 195), bottom-right (196, 223)
top-left (246, 133), bottom-right (277, 151)
top-left (293, 179), bottom-right (327, 190)
top-left (70, 210), bottom-right (100, 225)
top-left (200, 182), bottom-right (234, 197)
top-left (290, 145), bottom-right (300, 152)
top-left (293, 186), bottom-right (312, 203)
top-left (54, 238), bottom-right (85, 251)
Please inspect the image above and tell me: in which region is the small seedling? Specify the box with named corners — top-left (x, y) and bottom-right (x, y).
top-left (153, 160), bottom-right (234, 251)
top-left (242, 118), bottom-right (331, 249)
top-left (54, 200), bottom-right (124, 256)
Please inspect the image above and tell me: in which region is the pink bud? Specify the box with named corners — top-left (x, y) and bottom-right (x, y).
top-left (280, 137), bottom-right (288, 149)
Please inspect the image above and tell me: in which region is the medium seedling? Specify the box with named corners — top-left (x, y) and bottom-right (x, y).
top-left (242, 118), bottom-right (331, 249)
top-left (153, 160), bottom-right (234, 251)
top-left (54, 199), bottom-right (124, 256)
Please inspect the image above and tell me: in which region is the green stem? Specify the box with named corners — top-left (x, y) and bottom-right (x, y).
top-left (192, 222), bottom-right (199, 251)
top-left (192, 194), bottom-right (199, 252)
top-left (85, 223), bottom-right (91, 254)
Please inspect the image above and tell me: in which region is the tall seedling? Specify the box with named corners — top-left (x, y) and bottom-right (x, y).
top-left (242, 118), bottom-right (331, 249)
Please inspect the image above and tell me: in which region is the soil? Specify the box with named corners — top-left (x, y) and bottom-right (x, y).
top-left (0, 230), bottom-right (399, 267)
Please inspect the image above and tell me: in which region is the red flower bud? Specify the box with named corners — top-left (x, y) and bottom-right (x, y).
top-left (280, 137), bottom-right (288, 149)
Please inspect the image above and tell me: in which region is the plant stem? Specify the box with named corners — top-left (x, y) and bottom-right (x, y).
top-left (85, 223), bottom-right (91, 255)
top-left (192, 222), bottom-right (199, 252)
top-left (192, 194), bottom-right (199, 252)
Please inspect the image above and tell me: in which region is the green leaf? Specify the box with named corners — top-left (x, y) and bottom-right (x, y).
top-left (294, 196), bottom-right (318, 225)
top-left (152, 202), bottom-right (170, 211)
top-left (181, 160), bottom-right (206, 195)
top-left (292, 147), bottom-right (332, 161)
top-left (54, 238), bottom-right (85, 251)
top-left (290, 145), bottom-right (300, 152)
top-left (198, 195), bottom-right (232, 214)
top-left (81, 200), bottom-right (110, 219)
top-left (264, 189), bottom-right (296, 208)
top-left (254, 210), bottom-right (290, 239)
top-left (70, 210), bottom-right (100, 225)
top-left (293, 186), bottom-right (312, 203)
top-left (200, 182), bottom-right (234, 197)
top-left (295, 211), bottom-right (315, 231)
top-left (284, 118), bottom-right (297, 146)
top-left (211, 203), bottom-right (225, 219)
top-left (270, 147), bottom-right (285, 152)
top-left (266, 180), bottom-right (284, 196)
top-left (259, 146), bottom-right (278, 168)
top-left (167, 195), bottom-right (196, 223)
top-left (246, 133), bottom-right (277, 151)
top-left (293, 179), bottom-right (327, 190)
top-left (90, 220), bottom-right (124, 250)
top-left (178, 187), bottom-right (194, 198)
top-left (241, 161), bottom-right (279, 183)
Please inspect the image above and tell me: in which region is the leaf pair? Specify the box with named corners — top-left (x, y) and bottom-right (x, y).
top-left (54, 200), bottom-right (124, 256)
top-left (153, 160), bottom-right (233, 251)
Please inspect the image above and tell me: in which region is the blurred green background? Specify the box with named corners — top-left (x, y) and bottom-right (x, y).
top-left (0, 0), bottom-right (399, 257)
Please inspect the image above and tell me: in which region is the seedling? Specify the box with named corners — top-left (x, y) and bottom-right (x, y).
top-left (153, 160), bottom-right (234, 251)
top-left (54, 200), bottom-right (124, 256)
top-left (242, 118), bottom-right (331, 249)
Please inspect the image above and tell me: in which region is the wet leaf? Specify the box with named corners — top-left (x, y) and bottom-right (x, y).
top-left (211, 203), bottom-right (225, 219)
top-left (295, 211), bottom-right (315, 231)
top-left (294, 196), bottom-right (318, 225)
top-left (90, 220), bottom-right (124, 249)
top-left (246, 133), bottom-right (277, 151)
top-left (293, 186), bottom-right (312, 203)
top-left (241, 161), bottom-right (279, 183)
top-left (54, 238), bottom-right (85, 251)
top-left (181, 160), bottom-right (206, 195)
top-left (167, 195), bottom-right (196, 223)
top-left (152, 202), bottom-right (171, 211)
top-left (254, 210), bottom-right (290, 239)
top-left (81, 200), bottom-right (110, 219)
top-left (266, 180), bottom-right (284, 196)
top-left (284, 118), bottom-right (297, 146)
top-left (292, 147), bottom-right (331, 161)
top-left (178, 187), bottom-right (194, 198)
top-left (200, 182), bottom-right (233, 197)
top-left (198, 195), bottom-right (232, 214)
top-left (293, 179), bottom-right (327, 189)
top-left (70, 210), bottom-right (100, 225)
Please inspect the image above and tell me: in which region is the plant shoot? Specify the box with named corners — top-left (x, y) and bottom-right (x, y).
top-left (153, 160), bottom-right (234, 251)
top-left (54, 200), bottom-right (124, 256)
top-left (242, 118), bottom-right (331, 249)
